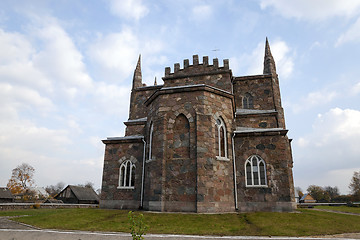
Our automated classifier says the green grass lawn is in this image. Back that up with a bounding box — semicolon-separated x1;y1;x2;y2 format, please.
0;208;359;236
315;205;360;214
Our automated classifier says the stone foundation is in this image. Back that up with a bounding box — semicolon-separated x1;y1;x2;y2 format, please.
100;200;140;210
237;202;296;212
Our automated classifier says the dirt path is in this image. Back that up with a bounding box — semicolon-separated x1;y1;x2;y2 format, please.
0;216;36;230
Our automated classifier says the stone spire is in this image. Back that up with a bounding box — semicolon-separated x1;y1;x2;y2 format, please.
263;37;277;75
154;76;157;86
132;54;142;89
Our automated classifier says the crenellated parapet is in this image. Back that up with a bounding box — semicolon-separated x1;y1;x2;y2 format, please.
164;55;230;78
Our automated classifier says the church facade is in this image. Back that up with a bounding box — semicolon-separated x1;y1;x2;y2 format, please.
100;39;296;212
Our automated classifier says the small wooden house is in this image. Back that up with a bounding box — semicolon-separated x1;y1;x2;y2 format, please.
55;185;99;204
300;193;316;203
0;187;14;203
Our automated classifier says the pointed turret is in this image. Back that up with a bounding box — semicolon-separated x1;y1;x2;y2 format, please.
132;54;142;89
154;77;157;86
263;38;277;75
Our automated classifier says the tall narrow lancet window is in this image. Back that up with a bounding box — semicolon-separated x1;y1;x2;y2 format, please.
215;118;227;159
148;123;154;161
118;160;135;189
245;155;267;187
173;114;190;159
243;93;254;109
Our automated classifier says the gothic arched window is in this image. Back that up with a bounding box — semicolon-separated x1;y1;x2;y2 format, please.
243;93;254;109
215;118;227;159
245;155;267;187
173;114;190;159
148;123;154;161
118;160;135;189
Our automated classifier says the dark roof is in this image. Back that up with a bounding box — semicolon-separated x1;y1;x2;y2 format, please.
0;188;14;199
64;185;99;201
44;198;63;203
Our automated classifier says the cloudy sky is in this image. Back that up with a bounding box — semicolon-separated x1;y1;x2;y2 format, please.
0;0;359;195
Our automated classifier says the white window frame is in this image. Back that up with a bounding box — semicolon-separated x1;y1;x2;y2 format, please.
216;118;229;161
117;160;135;189
245;155;267;187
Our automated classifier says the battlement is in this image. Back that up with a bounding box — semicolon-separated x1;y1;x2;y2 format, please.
164;55;230;78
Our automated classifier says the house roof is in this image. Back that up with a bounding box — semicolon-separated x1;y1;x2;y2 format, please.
61;185;99;201
300;193;314;201
45;198;63;203
0;187;14;199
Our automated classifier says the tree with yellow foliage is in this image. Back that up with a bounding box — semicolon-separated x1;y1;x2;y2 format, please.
7;163;35;195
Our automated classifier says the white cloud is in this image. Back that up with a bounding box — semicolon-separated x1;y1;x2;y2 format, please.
322;108;360;140
232;39;294;78
294;108;360;194
88;29;140;81
191;5;213;22
0;82;54;113
88;28;165;83
260;0;360;21
92;81;131;116
0;29;34;64
0;18;108;188
108;0;149;21
289;89;338;113
297;137;309;148
352;81;360;95
271;41;294;78
32;20;93;97
0;116;71;152
0;29;52;92
336;17;360;46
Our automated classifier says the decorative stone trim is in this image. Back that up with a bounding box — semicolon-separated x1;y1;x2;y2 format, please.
145;159;154;163
102;135;144;144
233;74;274;82
144;84;234;106
135;85;163;91
245;185;268;188
117;186;135;190
234;128;288;137
216;156;230;161
235;109;277;117
124;117;147;126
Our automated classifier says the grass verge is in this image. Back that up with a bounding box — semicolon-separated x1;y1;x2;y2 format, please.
0;208;359;236
315;205;360;214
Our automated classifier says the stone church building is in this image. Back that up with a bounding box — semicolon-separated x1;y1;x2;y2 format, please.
100;39;296;212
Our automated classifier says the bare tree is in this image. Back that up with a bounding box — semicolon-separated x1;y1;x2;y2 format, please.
77;181;95;191
45;182;65;197
324;186;339;201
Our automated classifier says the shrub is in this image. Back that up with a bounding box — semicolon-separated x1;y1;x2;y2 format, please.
128;211;148;240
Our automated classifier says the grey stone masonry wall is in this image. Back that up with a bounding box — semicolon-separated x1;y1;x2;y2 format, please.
100;38;296;213
100;138;144;210
234;132;295;212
